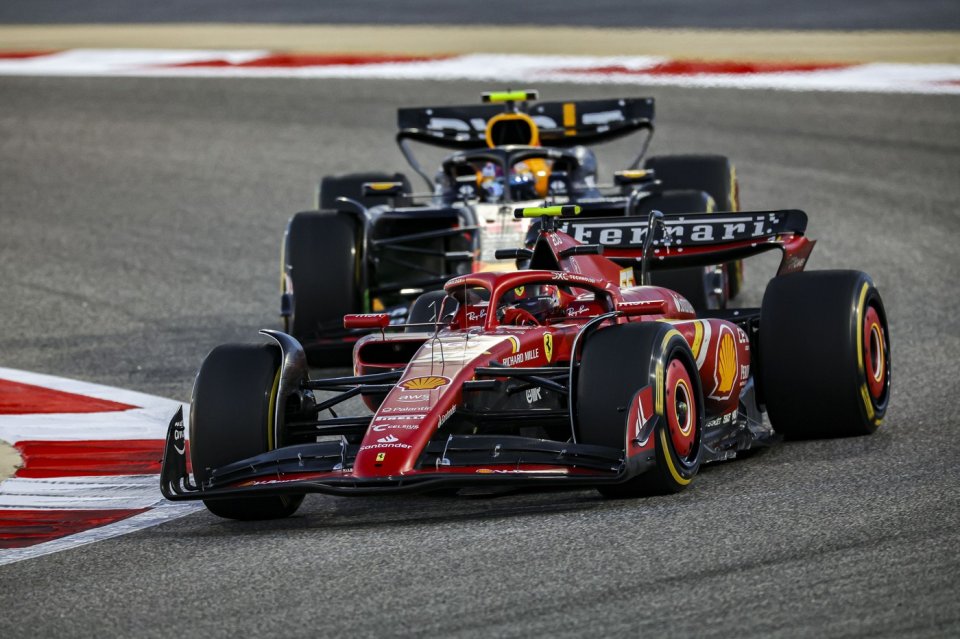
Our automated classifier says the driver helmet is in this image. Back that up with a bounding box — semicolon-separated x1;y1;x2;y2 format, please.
510;159;551;200
478;161;504;201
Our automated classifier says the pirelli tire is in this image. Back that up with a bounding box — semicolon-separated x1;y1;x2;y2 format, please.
318;171;411;210
759;270;891;439
643;153;743;299
282;210;360;348
577;322;704;497
190;343;304;520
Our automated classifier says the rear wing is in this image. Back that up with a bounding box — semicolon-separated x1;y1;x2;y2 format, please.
556;210;816;275
397;97;655;150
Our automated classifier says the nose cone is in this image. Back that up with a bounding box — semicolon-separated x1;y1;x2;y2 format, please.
351;334;521;477
352;375;451;477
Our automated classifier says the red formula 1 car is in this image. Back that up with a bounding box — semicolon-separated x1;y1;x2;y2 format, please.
161;206;891;520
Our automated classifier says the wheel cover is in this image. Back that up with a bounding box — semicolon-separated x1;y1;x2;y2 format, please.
863;305;887;400
665;358;696;458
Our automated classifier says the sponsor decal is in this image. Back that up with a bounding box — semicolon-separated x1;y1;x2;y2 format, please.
466;309;487;322
513;286;525;298
397;393;429;403
619;268;636;288
438;406;455;428
374;414;426;421
172;417;186;456
380;406;427;413
502;348;539;366
399;376;450;391
377;434;400;443
375;452;386;462
559;214;781;247
372;423;420;432
525;387;542;404
476;468;494;474
361;442;412;451
566;304;590;317
543;333;554;363
551;272;594;284
737;327;750;348
709;325;738;401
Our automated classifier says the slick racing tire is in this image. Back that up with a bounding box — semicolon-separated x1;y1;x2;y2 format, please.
282;210;360;356
759;270;891;438
318;171;411;210
643;154;744;300
577;323;703;497
641;189;721;310
190;343;304;520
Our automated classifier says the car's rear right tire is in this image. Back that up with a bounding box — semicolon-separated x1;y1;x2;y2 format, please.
759;270;891;438
190;343;304;520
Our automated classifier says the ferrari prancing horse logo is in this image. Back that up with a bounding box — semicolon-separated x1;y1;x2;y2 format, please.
543;333;554;363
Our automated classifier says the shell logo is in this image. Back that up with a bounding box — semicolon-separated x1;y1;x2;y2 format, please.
709;326;738;401
399;376;450;391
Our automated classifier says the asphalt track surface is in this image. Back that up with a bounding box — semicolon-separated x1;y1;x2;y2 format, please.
2;0;959;30
0;77;959;637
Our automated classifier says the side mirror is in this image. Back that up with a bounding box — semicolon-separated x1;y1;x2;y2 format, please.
615;300;667;316
613;169;656;186
344;313;391;330
361;181;405;198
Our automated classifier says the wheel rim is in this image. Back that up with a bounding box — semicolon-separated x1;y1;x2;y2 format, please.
863;305;887;400
665;358;696;458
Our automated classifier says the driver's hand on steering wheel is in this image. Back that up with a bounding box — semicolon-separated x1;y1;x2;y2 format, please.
497;305;540;326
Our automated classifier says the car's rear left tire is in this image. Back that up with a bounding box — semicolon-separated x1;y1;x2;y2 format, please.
576;322;704;497
759;270;891;438
282;210;360;361
190;343;304;520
